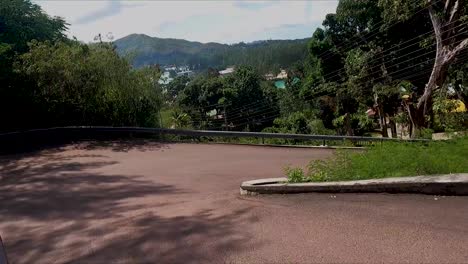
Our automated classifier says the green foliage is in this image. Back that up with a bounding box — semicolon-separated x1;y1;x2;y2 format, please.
414;128;434;139
378;0;423;24
284;166;306;183
170;108;192;129
293;137;468;182
0;0;68;54
293;0;464;137
2;0;467;137
114;34;308;73
176;66;278;131
0;0;162;131
0;0;69;131
15;41;162;127
332;111;374;136
267;111;334;135
433;92;468;132
165;75;190;101
160;108;174;128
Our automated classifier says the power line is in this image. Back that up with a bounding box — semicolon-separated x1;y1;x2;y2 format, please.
317;0;440;62
321;33;467;86
225;52;468;130
320;20;467;81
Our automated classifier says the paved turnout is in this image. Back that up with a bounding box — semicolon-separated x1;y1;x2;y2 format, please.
0;141;467;263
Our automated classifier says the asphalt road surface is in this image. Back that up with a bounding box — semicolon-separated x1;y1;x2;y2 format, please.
1;141;467;263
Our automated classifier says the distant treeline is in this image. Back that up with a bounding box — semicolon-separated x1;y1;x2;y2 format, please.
114;34;309;73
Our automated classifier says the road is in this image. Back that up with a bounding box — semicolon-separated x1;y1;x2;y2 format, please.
1;141;467;263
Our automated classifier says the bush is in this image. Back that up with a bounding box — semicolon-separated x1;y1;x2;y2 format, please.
284;166;305;183
15;41;163;128
414;128;434;139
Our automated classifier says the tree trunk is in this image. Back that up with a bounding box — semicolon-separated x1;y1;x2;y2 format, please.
411;2;468;137
374;94;388;138
406;101;426;138
388;117;397;138
344;113;353;136
408;120;413;138
380;112;388;138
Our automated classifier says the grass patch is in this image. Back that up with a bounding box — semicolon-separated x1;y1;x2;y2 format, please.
286;136;468;183
160;108;174;128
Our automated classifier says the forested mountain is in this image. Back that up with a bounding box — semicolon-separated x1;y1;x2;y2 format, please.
114;34;309;73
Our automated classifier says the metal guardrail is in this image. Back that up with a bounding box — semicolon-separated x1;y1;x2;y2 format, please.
0;126;429;154
55;126;428;142
0;126;431;140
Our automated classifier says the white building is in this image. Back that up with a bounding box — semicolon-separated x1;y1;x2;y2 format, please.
158;71;173;85
219;67;235;76
276;69;288;79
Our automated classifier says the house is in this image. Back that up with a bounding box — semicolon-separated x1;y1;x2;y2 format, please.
276;69;288;79
219;67;235;76
176;70;194;77
264;73;275;80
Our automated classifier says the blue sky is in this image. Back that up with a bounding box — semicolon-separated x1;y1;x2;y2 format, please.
36;0;338;43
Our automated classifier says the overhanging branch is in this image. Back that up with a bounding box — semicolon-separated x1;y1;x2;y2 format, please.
445;38;468;63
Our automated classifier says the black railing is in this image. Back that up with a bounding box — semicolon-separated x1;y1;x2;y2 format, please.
0;126;429;153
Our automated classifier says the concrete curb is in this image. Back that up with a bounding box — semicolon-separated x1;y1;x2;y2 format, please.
240;174;468;195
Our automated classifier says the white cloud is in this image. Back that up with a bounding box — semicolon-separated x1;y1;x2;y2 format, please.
35;0;338;43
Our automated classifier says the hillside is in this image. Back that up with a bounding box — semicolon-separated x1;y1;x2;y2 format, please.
114;34;309;73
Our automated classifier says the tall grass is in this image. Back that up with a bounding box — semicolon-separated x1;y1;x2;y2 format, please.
286;137;468;182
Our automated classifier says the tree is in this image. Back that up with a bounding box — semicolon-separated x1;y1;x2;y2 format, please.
16;41;162;127
177;73;224;128
165;75;190;102
176;66;278;131
0;0;68;131
170;109;192;129
379;0;468;135
223;66;277;130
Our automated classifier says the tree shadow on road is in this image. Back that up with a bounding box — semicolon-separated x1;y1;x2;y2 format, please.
0;150;181;221
67;208;256;264
4;207;257;264
71;139;171;153
0;145;259;264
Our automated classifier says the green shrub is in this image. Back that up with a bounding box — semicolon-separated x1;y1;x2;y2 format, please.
414;128;434;139
284;166;305;183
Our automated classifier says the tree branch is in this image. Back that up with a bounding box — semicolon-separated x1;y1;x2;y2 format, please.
445;38;468;63
429;5;443;50
444;0;452;13
448;0;459;24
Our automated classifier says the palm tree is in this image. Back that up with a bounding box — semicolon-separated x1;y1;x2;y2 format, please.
171;109;191;128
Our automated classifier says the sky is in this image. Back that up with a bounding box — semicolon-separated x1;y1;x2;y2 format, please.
35;0;339;44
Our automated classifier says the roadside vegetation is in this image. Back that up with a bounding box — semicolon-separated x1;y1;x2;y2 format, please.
0;0;162;132
286;137;468;183
158;0;467;139
1;0;467;142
